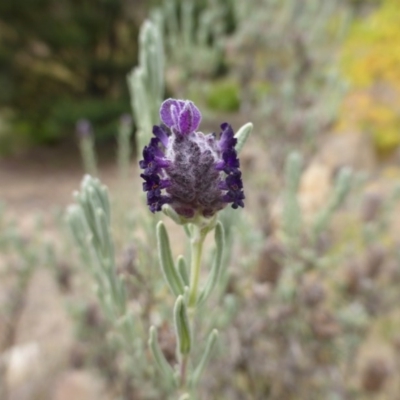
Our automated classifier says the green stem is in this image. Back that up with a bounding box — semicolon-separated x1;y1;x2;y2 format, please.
180;354;189;388
188;227;207;310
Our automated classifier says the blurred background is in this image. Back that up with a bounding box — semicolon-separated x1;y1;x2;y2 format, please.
2;0;400;399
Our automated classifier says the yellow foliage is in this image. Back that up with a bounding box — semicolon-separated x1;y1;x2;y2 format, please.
338;0;400;154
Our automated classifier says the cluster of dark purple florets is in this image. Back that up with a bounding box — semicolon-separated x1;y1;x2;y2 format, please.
139;99;245;218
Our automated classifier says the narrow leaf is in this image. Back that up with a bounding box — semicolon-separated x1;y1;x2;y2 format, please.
176;255;189;286
148;326;175;384
162;204;185;225
157;221;185;296
174;296;191;355
198;222;225;305
190;329;219;387
234;122;253;154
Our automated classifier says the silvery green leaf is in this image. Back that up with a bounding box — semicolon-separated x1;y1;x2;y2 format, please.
183;223;192;239
66;205;88;246
198;221;224;305
127;17;164;155
116;312;136;343
234;122;253;154
94;208;108;254
157;221;185;296
148;326;175;384
139;21;153;69
79;135;98;176
176;255;189;286
174;295;191;355
162;204;185;225
190;329;218;387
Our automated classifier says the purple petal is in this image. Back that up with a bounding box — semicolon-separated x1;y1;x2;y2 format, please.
218;180;228;190
140;173;161;191
159;98;201;134
152;125;169;147
222;149;240;171
159;179;171;189
218;123;236;151
154;156;170;168
160;99;181;129
149;137;163;153
178;101;201;134
147;193;171;213
222;190;245;208
226;170;243;190
215;160;225;171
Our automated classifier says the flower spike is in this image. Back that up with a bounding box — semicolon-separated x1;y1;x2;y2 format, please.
139;98;246;219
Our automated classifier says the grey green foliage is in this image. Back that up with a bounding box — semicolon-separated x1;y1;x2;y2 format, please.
127;14;165;155
78;135;98;177
66;173;239;397
234;122;253;155
174;295;192;355
68;176;127;324
148;326;175;386
157;221;185;297
162;0;230;79
198;222;225;305
190;329;219;387
66;37;254;392
228;0;351;168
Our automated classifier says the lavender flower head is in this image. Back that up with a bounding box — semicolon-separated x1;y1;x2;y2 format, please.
139;99;245;220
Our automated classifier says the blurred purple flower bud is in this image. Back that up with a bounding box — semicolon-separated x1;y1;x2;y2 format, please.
120;113;133;127
76;119;92;138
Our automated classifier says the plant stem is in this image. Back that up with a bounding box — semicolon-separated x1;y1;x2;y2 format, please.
188;227;207;311
180;354;189;388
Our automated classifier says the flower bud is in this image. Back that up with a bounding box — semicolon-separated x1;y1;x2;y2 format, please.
75;118;92;138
